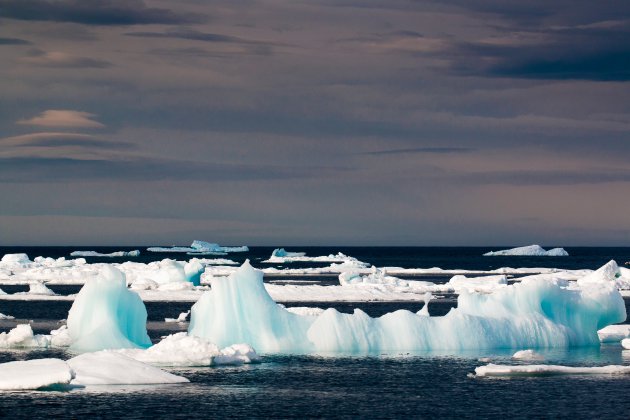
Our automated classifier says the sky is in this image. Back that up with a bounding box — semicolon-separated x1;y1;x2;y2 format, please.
0;0;629;246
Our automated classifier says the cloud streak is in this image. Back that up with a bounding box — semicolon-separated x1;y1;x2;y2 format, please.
18;110;105;128
0;0;204;25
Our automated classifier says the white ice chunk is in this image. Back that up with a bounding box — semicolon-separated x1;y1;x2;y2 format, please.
475;363;630;377
512;349;544;360
50;325;73;347
447;275;508;294
66;265;152;352
115;332;259;367
284;306;326;317
264;251;365;264
67;352;189;385
0;312;13;319
0;359;73;390
0;324;50;348
483;245;568;256
622;338;630;349
165;310;190;323
598;324;630;343
1;253;32;265
27;281;56;295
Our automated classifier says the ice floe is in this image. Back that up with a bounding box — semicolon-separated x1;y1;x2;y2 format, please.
0;358;73;390
512;349;544;360
338;268;508;295
0;352;189;390
165;310;190;323
598;324;630;343
70;250;140;258
68;352;189;385
115;333;259;367
0;324;50;348
188;260;625;354
483;245;569;257
622;338;630;349
475;363;630;377
263;250;362;264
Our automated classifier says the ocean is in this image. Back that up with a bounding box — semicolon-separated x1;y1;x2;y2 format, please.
1;246;630;418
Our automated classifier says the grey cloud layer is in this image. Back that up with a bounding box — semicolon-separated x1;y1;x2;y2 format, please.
0;0;628;245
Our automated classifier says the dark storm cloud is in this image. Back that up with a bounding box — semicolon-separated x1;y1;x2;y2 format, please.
446;21;630;81
0;0;205;25
0;37;30;45
360;147;473;156
0;156;350;183
425;0;630;25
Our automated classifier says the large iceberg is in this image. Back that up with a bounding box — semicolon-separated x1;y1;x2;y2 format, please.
483;245;569;256
66;265;152;352
189;260;625;354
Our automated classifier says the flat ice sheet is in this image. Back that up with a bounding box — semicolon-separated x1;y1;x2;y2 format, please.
0;358;73;390
68;352;189;385
475;363;630;377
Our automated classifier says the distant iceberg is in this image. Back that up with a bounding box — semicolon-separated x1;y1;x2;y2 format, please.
483;245;569;257
147;240;248;254
272;248;306;258
189;260;624;354
263;250;364;264
70;250;140;258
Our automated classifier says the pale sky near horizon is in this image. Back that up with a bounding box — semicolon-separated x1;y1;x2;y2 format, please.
0;0;629;246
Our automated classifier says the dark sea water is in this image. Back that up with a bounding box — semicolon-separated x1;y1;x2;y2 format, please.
1;246;630;418
2;245;629;271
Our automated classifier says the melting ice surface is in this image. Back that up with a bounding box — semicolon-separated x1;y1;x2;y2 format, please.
189;260;626;354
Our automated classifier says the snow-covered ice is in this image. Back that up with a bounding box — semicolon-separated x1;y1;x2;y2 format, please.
0;353;189;390
116;333;260;367
483;245;569;257
598;324;630;343
0;358;73;390
189;260;625;354
622;338;630;349
67;265;152;352
475;363;630;377
68;352;189;385
165;310;190;323
0;324;50;348
70;250;140;258
263;251;366;264
512;349;544;360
